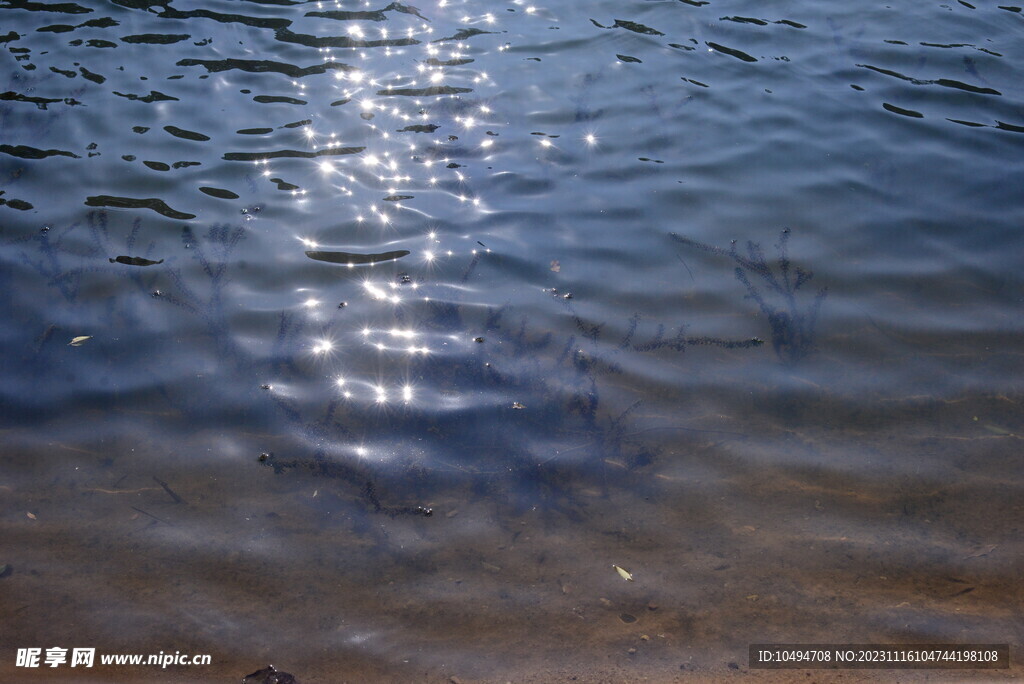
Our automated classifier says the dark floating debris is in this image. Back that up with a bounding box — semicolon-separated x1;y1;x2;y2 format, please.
109;255;164;266
305;249;410;265
670;229;827;364
616;54;642;63
337;301;347;308
474;336;485;343
237;127;273;135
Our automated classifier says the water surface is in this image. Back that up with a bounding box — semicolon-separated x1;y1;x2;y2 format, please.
1;0;1023;681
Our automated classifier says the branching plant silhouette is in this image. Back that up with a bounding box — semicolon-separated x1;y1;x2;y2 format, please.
12;211;767;525
670;229;828;364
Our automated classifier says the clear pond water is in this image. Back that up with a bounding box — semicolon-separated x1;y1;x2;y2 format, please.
1;0;1023;681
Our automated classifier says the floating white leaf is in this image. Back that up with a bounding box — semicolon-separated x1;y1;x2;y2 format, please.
68;336;92;347
613;564;633;581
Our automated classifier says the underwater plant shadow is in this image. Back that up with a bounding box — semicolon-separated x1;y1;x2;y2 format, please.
671;229;828;364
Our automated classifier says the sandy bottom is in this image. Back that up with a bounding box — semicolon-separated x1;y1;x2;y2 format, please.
1;404;1022;683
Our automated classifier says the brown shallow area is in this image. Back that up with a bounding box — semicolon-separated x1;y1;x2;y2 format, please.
1;387;1022;684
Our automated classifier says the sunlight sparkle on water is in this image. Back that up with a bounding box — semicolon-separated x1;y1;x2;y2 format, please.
312;339;334;354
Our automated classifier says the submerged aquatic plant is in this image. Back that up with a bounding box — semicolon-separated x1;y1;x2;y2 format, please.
670;229;828;364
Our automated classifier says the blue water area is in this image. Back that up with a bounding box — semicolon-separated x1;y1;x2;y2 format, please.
1;0;1023;680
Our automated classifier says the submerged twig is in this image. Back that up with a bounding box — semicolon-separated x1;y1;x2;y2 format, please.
130;506;173;526
152;476;185;504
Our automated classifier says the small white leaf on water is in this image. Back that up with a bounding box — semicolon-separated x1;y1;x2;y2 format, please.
613;564;633;581
68;336;92;346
